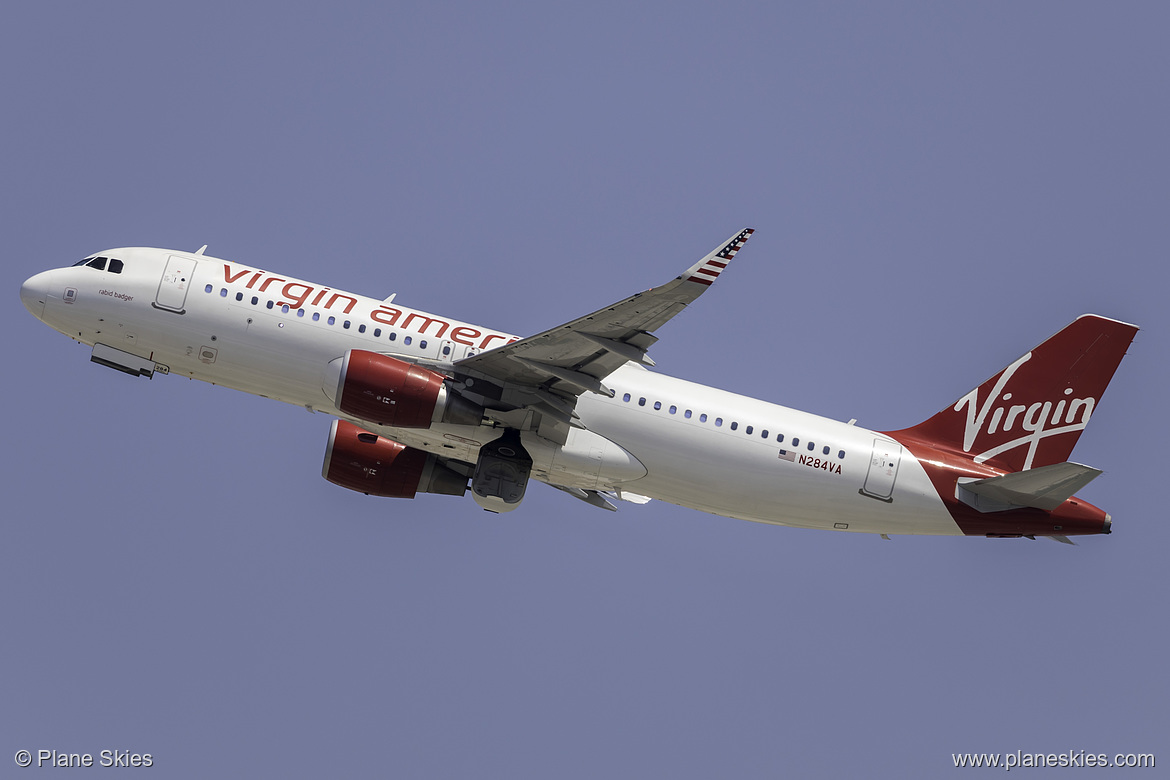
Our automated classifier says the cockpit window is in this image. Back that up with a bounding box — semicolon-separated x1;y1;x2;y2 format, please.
73;255;124;273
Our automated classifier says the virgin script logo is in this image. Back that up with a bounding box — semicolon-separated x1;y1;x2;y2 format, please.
954;352;1096;470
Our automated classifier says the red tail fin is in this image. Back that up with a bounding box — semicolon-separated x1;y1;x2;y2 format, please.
889;315;1138;472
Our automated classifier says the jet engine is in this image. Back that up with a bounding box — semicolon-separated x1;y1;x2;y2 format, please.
325;349;483;428
322;419;467;498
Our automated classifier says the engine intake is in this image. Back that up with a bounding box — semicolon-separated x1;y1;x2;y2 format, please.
322;419;467;498
327;349;483;428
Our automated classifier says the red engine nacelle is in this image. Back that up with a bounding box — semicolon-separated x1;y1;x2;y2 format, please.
322;419;468;498
329;349;483;428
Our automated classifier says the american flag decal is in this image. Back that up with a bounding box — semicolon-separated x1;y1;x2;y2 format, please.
687;228;754;286
778;449;796;462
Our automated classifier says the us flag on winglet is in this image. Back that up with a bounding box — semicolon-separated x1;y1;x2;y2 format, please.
687;228;754;286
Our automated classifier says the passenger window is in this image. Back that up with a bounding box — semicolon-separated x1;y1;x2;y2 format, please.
823;446;830;455
389;332;396;341
638;397;646;406
684;410;692;419
669;405;677;414
108;259;123;274
761;430;768;438
838;450;845;459
792;437;799;447
312;312;320;321
266;301;274;309
297;309;305;317
653;401;662;410
745;425;753;435
404;336;412;345
374;328;381;337
442;345;450;356
328;316;335;325
700;413;708;423
343;321;351;329
358;324;366;333
221;289;228;297
730;422;738;431
281;303;289;313
623;393;631;402
251;296;259;305
236;292;243;301
807;441;815;451
420;340;428;349
715;418;723;427
204;284;213;293
777;433;784;443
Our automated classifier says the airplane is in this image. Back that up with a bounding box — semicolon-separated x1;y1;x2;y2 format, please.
20;229;1138;541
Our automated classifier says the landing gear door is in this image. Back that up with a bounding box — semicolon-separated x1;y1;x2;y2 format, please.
153;255;198;314
860;437;901;503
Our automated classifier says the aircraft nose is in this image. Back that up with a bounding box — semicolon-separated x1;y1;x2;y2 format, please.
20;270;52;319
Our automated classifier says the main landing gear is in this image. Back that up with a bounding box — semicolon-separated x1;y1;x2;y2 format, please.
471;429;532;513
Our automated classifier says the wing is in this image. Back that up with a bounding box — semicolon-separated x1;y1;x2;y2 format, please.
453;228;754;441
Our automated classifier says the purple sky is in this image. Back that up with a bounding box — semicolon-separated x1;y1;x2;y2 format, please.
4;2;1167;776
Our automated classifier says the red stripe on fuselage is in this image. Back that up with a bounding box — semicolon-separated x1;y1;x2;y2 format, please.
887;430;1111;537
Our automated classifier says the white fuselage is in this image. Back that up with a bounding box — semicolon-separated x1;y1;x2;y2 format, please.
23;247;963;536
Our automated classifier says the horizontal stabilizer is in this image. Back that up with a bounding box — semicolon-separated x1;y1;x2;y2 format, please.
957;461;1102;513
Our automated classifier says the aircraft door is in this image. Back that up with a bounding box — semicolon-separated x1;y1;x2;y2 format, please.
860;437;901;502
153;255;198;314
